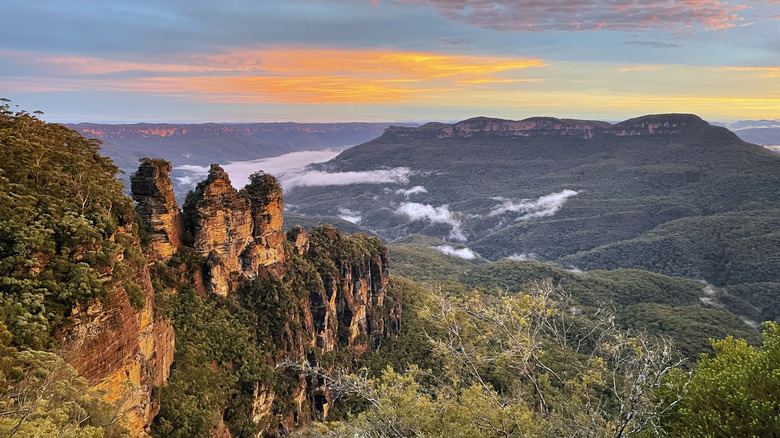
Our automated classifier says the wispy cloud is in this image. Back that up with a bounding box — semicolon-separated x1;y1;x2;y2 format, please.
432;245;479;259
619;65;666;72
395;186;428;198
338;208;362;223
489;190;579;220
623;41;683;49
507;253;537;261
725;66;780;77
397;0;750;32
396;202;466;241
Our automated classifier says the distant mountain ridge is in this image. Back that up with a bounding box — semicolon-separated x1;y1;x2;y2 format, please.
383;113;716;140
66;121;405;165
714;119;780;152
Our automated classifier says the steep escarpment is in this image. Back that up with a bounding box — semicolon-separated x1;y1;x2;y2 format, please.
0;102;174;436
131;162;399;436
383;113;717;140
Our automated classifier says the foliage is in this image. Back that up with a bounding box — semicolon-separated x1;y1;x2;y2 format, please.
459;260;760;360
617;303;762;359
241;171;282;207
0;99;142;348
387;236;479;284
562;210;780;289
151;289;270;438
305;280;682;437
0;338;129;437
660;321;780;437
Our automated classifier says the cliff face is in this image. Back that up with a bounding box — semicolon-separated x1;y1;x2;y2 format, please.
384;114;711;140
61;222;175;436
306;225;395;356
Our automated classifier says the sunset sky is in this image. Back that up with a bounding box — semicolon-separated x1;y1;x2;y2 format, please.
2;0;779;123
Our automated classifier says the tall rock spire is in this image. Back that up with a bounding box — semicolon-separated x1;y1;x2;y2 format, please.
130;158;184;260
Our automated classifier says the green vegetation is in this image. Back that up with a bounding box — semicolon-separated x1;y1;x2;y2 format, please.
456;260;762;359
660;322;780;437
284;118;780;321
152;226;393;436
0;99;142;349
152;289;271;438
387;235;479;284
0;313;129;437
305;282;686;437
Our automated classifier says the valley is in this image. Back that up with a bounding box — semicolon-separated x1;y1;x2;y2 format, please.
3;104;779;437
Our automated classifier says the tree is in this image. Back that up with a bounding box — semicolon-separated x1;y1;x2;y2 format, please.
660;321;780;437
0;348;129;437
290;280;683;437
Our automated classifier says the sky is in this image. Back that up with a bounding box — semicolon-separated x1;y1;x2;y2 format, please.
1;0;779;123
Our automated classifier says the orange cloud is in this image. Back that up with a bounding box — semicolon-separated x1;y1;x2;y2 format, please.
113;75;449;103
1;48;545;104
725;66;780;77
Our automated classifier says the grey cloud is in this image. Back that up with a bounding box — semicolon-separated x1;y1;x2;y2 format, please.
396;0;751;32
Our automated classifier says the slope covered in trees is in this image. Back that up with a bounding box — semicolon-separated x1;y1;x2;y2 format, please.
0;101;149;435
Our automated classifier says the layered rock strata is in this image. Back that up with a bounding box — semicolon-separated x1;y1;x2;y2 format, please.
62;223;175;436
130;159;185;260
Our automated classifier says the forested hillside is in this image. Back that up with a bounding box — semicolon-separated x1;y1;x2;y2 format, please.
284;115;780;327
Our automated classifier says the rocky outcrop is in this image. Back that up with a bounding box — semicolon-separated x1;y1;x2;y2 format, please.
131;158;185;260
383;114;711;141
182;165;255;296
288;226;310;255
305;226;394;356
242;171;287;279
130;161;400;436
181;165;286;296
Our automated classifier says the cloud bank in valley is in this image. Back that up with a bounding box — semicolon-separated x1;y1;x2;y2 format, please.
432;245;479;260
175;149;414;193
489;190;579;220
174;149;343;188
281;167;412;189
395;202;466;241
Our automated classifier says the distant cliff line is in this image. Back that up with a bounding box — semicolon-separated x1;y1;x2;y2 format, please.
382;114;732;141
